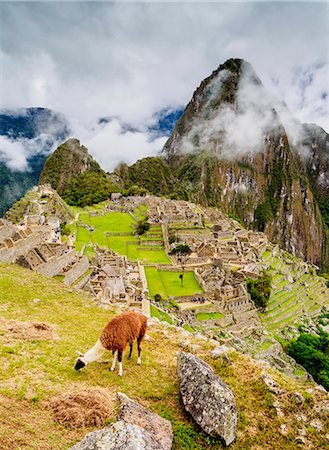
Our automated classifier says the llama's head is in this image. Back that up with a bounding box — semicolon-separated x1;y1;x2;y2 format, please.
74;358;86;370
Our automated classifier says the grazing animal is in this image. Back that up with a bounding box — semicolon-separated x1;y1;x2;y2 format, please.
74;311;147;376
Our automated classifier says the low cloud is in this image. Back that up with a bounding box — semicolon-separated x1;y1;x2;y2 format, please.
72;118;168;172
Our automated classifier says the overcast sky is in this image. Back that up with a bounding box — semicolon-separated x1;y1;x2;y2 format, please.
1;1;328;170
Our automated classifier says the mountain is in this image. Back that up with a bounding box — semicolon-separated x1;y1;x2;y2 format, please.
158;58;329;268
0;108;70;216
39;138;119;207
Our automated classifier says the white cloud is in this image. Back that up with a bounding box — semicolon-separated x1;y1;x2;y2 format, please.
73;118;168;171
0;1;328;172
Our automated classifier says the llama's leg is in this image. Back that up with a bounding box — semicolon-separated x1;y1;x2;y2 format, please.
110;350;117;372
118;350;123;376
128;343;133;359
137;338;142;365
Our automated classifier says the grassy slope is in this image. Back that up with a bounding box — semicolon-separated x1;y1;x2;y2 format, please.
1;263;328;449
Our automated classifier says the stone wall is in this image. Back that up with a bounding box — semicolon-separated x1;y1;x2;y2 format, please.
36;250;77;277
63;256;89;285
0;232;46;263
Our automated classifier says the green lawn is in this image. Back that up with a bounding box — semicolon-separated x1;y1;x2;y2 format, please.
145;267;167;299
145;268;203;299
195;312;224;321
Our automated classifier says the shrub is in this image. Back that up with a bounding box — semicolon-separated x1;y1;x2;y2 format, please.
154;294;162;302
246;271;272;311
135;219;150;235
287;331;329;391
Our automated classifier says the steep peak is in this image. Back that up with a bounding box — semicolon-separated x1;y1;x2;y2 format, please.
39;138;104;196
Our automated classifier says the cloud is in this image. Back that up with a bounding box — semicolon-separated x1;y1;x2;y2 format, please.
73;118;168;172
0;1;328;172
0;133;60;171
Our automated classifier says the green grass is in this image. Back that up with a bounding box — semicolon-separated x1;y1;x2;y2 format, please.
159;271;203;297
195;312;224;321
150;304;174;324
145;267;167;300
145;269;203;300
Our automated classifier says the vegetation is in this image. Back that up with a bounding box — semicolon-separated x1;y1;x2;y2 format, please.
135;219;150;236
63;172;119;207
170;244;192;257
246;271;272;311
254;201;274;231
287;330;329;391
115;157;186;199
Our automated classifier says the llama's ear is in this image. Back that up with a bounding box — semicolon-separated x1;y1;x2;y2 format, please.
76;350;84;356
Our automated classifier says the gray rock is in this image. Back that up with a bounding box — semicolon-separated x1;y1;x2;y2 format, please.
261;373;285;395
210;345;231;359
71;393;173;450
70;421;160;450
177;352;237;446
117;393;173;450
292;392;304;404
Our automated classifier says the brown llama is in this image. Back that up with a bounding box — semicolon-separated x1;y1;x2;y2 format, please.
75;311;147;376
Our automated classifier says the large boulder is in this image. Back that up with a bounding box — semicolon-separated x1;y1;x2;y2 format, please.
70;420;160;450
71;393;173;450
117;392;173;450
177;352;237;446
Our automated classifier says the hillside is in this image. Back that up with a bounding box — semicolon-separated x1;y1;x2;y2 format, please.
1;262;328;449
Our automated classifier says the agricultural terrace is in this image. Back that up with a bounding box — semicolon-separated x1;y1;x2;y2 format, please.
261;249;329;331
145;267;203;301
70;206;170;264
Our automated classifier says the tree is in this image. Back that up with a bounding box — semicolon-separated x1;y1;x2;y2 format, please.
170;244;192;285
135;219;150;236
246;270;272;311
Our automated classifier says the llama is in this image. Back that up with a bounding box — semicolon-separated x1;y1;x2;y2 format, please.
74;311;147;376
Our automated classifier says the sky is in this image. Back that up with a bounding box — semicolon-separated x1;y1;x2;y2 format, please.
0;1;328;171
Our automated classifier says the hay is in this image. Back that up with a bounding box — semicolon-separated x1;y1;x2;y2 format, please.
47;387;115;428
0;318;59;341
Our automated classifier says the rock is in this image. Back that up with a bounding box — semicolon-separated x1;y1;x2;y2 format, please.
280;424;288;435
117;392;173;450
296;414;308;423
292;392;304;404
177;352;237;445
210;345;231;359
70;420;161;450
296;435;306;445
33;298;41;303
261;373;285;395
309;419;323;432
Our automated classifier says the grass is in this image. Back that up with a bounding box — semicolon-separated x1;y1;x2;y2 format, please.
71;211;170;264
195;312;224;321
0;262;328;449
150;304;174;324
145;268;203;300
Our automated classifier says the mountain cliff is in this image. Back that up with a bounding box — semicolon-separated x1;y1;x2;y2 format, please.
159;59;329;268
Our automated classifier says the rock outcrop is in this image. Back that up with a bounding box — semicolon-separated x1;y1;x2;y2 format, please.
71;393;173;450
177;352;237;445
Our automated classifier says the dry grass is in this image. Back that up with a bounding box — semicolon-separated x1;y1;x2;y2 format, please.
46;387;115;428
0;318;59;342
